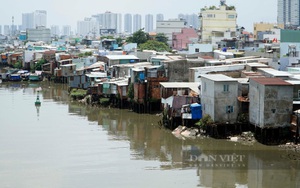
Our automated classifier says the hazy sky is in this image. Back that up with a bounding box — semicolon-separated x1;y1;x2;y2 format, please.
1;0;277;32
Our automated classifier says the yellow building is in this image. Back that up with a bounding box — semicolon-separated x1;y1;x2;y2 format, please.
200;4;237;44
253;22;284;40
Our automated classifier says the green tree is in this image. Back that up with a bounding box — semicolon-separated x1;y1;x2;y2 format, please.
155;33;168;45
139;40;170;52
127;29;149;45
84;51;93;56
195;114;213;131
116;37;124;46
13;61;22;69
35;59;46;71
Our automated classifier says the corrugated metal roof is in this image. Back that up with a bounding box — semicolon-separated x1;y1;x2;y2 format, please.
160;82;199;88
160;82;199;94
105;55;139;60
285;80;300;85
251;77;292;86
200;74;237;82
258;68;292;77
86;72;107;78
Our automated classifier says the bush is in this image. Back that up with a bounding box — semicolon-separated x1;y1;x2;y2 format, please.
195;114;213;130
70;89;87;100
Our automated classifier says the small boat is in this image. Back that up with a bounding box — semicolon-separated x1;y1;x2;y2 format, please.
9;74;22;81
29;73;42;81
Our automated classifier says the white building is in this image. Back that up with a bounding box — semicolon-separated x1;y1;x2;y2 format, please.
124;14;132;33
199;2;237;44
27;26;51;43
77;17;99;37
22;12;35;30
200;74;238;123
22;10;47;30
51;25;60;37
62;25;71;36
156;19;186;46
145;14;154;32
92;11;121;33
133;14;142;33
4;25;10;36
34;10;47;28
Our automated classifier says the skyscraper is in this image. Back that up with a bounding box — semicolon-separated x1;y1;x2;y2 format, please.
0;25;2;35
133;14;142;32
92;11;120;33
124;14;132;33
22;12;35;29
22;10;47;30
117;13;122;33
51;25;60;36
4;25;10;36
278;0;300;27
77;17;99;37
34;10;47;27
62;25;71;36
145;14;154;32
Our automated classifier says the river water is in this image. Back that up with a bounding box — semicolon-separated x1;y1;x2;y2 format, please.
0;82;299;188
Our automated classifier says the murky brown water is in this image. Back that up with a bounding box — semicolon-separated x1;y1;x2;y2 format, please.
0;82;299;188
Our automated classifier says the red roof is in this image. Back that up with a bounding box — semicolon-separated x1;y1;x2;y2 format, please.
250;77;292;86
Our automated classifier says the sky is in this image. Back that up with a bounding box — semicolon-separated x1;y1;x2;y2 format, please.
0;0;277;32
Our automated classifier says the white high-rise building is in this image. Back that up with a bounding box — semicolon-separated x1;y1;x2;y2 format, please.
278;0;300;27
22;10;47;30
77;17;99;37
133;14;142;32
145;14;154;32
4;25;10;36
124;14;132;33
117;13;122;33
34;10;47;28
51;25;60;37
62;25;71;36
92;11;120;33
22;12;35;30
0;25;2;35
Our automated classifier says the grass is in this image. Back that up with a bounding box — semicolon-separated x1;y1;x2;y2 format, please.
70;88;87;100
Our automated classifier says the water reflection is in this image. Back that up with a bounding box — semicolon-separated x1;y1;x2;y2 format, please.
68;102;300;187
1;82;300;188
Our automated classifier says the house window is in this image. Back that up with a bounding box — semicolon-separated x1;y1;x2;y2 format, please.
226;105;234;113
203;82;207;92
228;15;235;19
195;48;199;53
298;90;300;98
223;84;229;92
